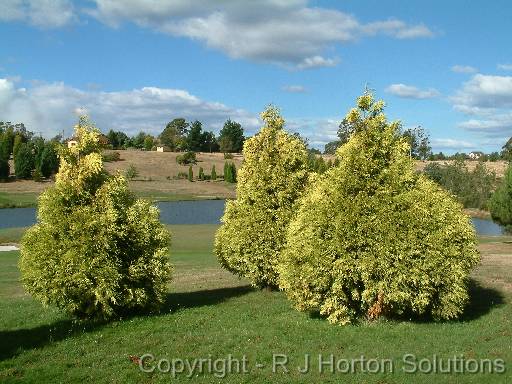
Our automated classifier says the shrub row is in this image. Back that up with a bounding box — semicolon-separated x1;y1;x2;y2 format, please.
215;97;480;325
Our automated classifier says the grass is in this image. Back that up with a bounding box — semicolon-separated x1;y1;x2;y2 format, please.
134;191;223;202
0;226;511;383
0;192;38;209
0;190;224;210
0;227;26;244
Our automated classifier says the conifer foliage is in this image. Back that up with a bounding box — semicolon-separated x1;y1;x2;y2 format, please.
215;106;309;288
489;163;512;230
279;93;480;324
19;117;172;320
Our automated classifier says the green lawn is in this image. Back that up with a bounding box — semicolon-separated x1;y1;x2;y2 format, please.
0;193;38;209
0;226;511;383
0;190;221;210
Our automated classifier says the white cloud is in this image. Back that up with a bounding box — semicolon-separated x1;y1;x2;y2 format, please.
457;115;512;137
498;63;512;71
451;65;477;74
286;117;339;148
451;74;512;137
282;85;306;93
0;77;347;150
0;0;75;28
385;84;440;99
87;1;434;69
0;78;260;138
451;74;512;111
362;19;434;39
296;56;339;70
431;138;475;150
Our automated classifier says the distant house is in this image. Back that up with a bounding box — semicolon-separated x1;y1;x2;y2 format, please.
468;151;484;160
66;138;78;148
156;146;169;152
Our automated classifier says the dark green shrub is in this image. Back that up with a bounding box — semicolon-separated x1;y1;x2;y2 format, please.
39;144;59;178
423;163;443;184
224;153;234;159
0;136;9;180
489;163;512;230
176;151;197;165
423;160;496;209
211;165;217;181
32;168;42;182
0;159;8;180
19;118;171;320
198;167;205;180
12;135;22;161
125;164;139;180
279;93;479;325
223;162;237;183
102;151;121;162
188;165;193;181
15;143;34;179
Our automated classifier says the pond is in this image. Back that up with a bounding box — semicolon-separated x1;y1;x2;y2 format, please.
470;217;507;236
0;200;227;229
0;201;508;236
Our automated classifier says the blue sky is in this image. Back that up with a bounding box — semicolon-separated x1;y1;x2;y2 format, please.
1;0;511;153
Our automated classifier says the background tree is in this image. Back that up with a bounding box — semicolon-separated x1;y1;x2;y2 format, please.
223;161;237;183
107;130;129;149
501;137;512;161
14;143;34;179
423;160;496;210
143;135;154;151
12;134;24;161
489;163;512;230
0;133;10;179
218;119;245;153
200;131;219;152
19;117;171;320
215;106;309;288
132;131;148;149
324;140;341;154
211;165;217;180
279;92;479;325
160;118;189;151
186;120;204;151
38;143;59;178
0;122;28;153
188;165;193;182
402;126;432;160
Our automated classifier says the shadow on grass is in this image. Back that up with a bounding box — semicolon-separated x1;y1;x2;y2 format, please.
0;285;254;362
460;279;506;321
162;285;254;313
0;319;103;361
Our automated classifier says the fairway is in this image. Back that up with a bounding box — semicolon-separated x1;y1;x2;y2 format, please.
0;225;510;383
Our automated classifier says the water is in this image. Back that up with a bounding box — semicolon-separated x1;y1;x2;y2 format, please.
0;202;508;236
470;217;506;236
0;207;36;229
0;200;227;229
156;200;226;225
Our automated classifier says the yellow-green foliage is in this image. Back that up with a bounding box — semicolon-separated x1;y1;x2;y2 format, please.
215;106;309;288
19;117;171;320
279;93;480;325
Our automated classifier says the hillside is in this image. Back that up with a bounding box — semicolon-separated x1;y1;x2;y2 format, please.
0;150;508;205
